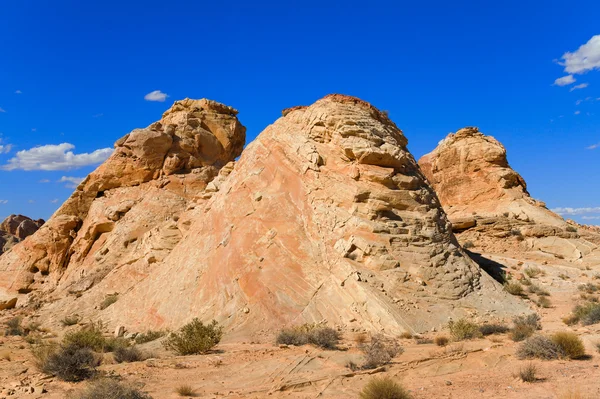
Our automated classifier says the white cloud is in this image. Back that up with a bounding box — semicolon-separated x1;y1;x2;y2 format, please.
0;107;5;113
31;128;36;132
50;199;59;204
560;35;600;74
576;99;583;105
554;75;576;86
587;142;600;150
93;113;104;118
570;83;589;91
15;90;22;94
575;110;581;115
38;179;50;183
0;200;8;204
553;206;600;216
2;143;113;171
582;216;600;220
59;176;85;188
144;90;169;102
0;144;12;154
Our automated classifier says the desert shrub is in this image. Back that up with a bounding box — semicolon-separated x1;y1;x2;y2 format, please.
276;324;340;349
114;346;144;363
568;302;600;326
537;297;552;308
504;282;524;296
434;336;449;347
362;334;403;369
551;332;585;359
103;337;130;352
41;344;98;381
462;241;475;249
596;342;600;353
566;226;578;233
63;327;106;351
31;342;59;369
4;317;23;336
163;319;223;355
414;338;433;345
73;379;152;399
24;332;43;345
399;331;413;339
359;376;412;399
578;283;599;294
510;314;540;342
175;385;196;397
524;266;544;278
516;335;565;360
558;273;570;280
448;319;481;341
479;323;509;336
528;284;550;296
61;315;81;327
354;333;368;345
99;294;119;310
134;330;166;344
518;363;538;382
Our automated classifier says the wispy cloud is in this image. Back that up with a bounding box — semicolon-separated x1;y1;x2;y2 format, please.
553;206;600;216
570;83;589;92
2;143;112;171
50;199;59;204
0;199;8;204
559;35;600;74
575;110;581;115
554;75;576;86
92;113;104;118
15;90;22;94
38;179;50;183
587;142;600;150
59;176;85;188
0;139;12;154
582;216;600;220
0;107;5;113
576;99;583;105
28;200;35;204
144;90;169;102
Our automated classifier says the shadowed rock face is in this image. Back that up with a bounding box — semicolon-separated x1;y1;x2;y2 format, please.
0;215;44;256
418;127;600;264
0;96;526;336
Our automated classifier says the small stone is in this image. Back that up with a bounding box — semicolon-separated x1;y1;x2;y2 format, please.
114;325;125;338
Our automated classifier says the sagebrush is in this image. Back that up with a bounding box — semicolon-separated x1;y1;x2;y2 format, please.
163;319;223;355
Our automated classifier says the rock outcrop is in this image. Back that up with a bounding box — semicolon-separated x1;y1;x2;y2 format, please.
418;127;600;265
0;97;525;337
0;214;44;255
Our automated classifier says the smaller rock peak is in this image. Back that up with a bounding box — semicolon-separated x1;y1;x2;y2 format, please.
162;98;239;120
454;126;481;137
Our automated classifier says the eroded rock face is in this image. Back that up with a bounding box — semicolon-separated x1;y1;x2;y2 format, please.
0;215;44;256
0;98;245;295
418;127;600;264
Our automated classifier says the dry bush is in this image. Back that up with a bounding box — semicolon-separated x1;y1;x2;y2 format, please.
558;273;570;280
359;376;412;399
73;379;152;399
504;282;525;296
134;330;166;344
63;326;106;351
434;336;449;347
164;319;223;355
537;297;552;308
399;331;413;339
516;335;565;360
61;315;81;327
414;338;433;345
99;294;119;310
354;333;368;345
524;266;544;278
517;363;538;382
40;344;99;381
578;283;599;294
4;317;23;336
479;323;509;336
462;241;475;249
551;332;585;359
448;319;481;341
175;384;196;397
572;302;600;325
510;314;540;342
276;324;340;350
114;346;144;363
528;284;550;296
103;337;130;352
362;334;403;369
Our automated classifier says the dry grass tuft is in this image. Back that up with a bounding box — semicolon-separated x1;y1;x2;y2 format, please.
359;376;412;399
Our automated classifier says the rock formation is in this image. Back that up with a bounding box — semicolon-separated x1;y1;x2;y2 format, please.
0;214;44;255
419;127;600;264
0;97;525;337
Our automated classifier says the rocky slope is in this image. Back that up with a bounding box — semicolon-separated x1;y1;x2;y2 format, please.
418;127;600;265
0;97;525;338
0;214;44;256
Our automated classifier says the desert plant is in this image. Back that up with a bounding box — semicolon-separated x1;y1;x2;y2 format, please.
163;319;223;355
63;326;106;351
114;346;144;363
566;226;578;233
528;284;550;296
134;330;166;344
551;332;585;359
434;336;449;347
103;337;130;352
99;294;119;310
31;342;59;369
73;379;152;399
414;338;433;344
4;317;23;336
61;314;81;327
399;331;413;339
354;333;368;345
40;344;99;381
578;283;599;294
448;319;481;341
359;376;412;399
462;241;475;249
537;296;552;308
568;302;600;326
276;324;340;349
516;335;565;360
524;266;544;278
504;282;525;296
518;363;538;382
479;323;509;336
510;314;540;342
175;385;196;397
361;334;403;369
558;273;570;280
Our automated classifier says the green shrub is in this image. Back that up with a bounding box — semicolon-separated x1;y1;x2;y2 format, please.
479;323;509;336
551;332;585;359
566;226;578;233
61;315;81;327
31;342;59;369
63;327;106;351
4;317;23;336
359;376;412;399
99;294;119;310
504;282;524;296
362;334;403;369
516;335;565;360
578;283;599;294
448;319;481;341
276;324;340;349
103;337;130;352
134;330;166;344
40;344;99;381
114;346;144;363
163;319;223;355
73;379;152;399
518;363;537;382
568;302;600;326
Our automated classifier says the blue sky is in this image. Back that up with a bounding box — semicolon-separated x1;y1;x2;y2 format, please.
0;1;599;223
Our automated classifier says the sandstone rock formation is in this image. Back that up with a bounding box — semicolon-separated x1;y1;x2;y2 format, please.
418;127;600;264
0;214;44;255
0;97;525;337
